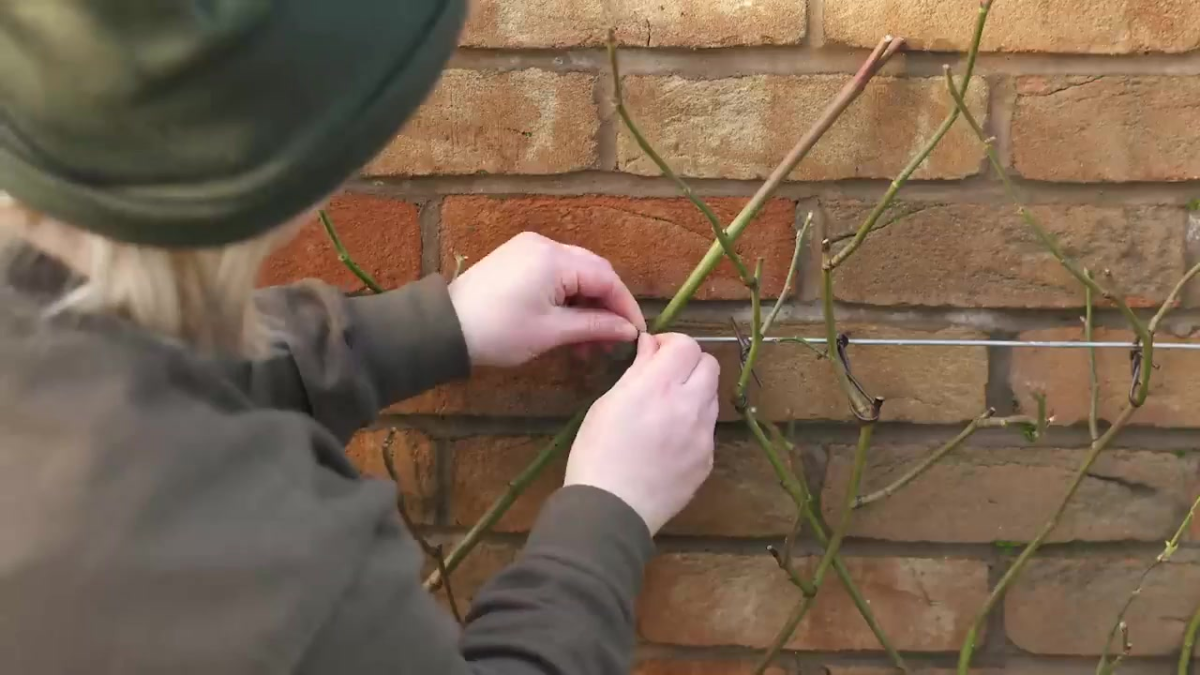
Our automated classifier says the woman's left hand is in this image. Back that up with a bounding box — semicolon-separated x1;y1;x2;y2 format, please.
448;232;647;368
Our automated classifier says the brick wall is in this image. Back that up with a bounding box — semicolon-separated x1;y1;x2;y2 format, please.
262;1;1200;672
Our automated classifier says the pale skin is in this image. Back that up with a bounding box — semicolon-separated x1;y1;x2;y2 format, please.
448;230;719;535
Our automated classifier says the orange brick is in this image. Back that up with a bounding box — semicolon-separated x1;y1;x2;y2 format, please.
616;75;988;181
1013;77;1200;182
634;658;786;675
824;200;1185;309
441;196;799;301
701;322;989;424
1011;327;1200;428
637;553;988;651
825;0;1200;54
1005;557;1200;656
462;0;806;48
448;435;567;533
260;193;421;292
824;443;1200;544
364;69;598;176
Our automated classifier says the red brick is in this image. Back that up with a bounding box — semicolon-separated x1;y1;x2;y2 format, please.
699;322;988;424
825;0;1200;54
823;443;1200;544
447;434;799;538
634;658;785;675
259;194;421;292
1011;327;1200;429
617;75;988;181
448;435;566;533
364;69;598;176
824;201;1185;309
345;429;437;525
1013;77;1200;183
826;669;1002;675
637;553;988;651
461;0;806;48
441;196;799;301
1005;557;1200;656
390;347;622;417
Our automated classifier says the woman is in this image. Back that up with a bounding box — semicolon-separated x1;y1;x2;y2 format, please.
0;1;719;674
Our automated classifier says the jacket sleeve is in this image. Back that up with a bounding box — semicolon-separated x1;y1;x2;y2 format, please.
297;484;656;675
229;275;471;442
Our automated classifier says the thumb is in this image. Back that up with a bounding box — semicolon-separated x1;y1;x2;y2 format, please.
549;307;639;347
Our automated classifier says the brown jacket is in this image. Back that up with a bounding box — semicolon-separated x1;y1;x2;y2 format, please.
0;253;653;674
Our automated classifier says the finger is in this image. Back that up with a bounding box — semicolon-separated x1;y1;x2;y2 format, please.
559;246;647;331
683;353;720;397
646;333;703;383
548;308;639;347
623;331;658;377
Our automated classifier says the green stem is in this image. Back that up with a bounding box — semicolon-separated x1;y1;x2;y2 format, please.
1149;261;1200;334
423;407;589;590
650;36;904;333
825;0;992;271
737;260;766;402
744;413;908;673
1180;601;1200;675
957;404;1139;674
320;210;384;294
753;423;875;675
1085;273;1100;441
942;70;1154;407
1098;493;1200;675
763;213;812;336
854;409;993;509
821;263;877;420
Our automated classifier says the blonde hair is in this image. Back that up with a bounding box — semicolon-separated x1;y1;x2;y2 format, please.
0;192;297;359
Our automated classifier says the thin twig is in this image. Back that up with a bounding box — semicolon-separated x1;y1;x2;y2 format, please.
825;2;990;271
380;431;464;624
320;210;384;294
1149;261;1200;334
957;404;1139;674
821;255;881;420
1180;600;1200;675
942;68;1154;407
762;213;813;336
744;412;908;673
753;422;876;675
1097;493;1200;675
608;30;752;287
1085;271;1101;441
854;408;995;509
451;254;467;282
650;35;904;332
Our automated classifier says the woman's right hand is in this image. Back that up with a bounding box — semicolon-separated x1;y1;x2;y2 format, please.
564;332;719;536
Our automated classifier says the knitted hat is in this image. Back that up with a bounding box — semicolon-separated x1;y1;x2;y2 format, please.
0;0;465;247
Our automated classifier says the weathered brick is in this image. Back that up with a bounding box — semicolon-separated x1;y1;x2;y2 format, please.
441;196;799;301
390;346;623;416
823;443;1200;544
637;553;988;651
824;201;1185;309
700;322;988;424
462;0;806;48
826;669;1002;675
825;0;1200;54
1013;77;1200;183
259;194;421;291
617;76;988;181
1005;557;1200;656
345;429;437;525
448;434;798;537
427;541;519;618
635;658;785;675
365;69;599;176
1011;327;1200;428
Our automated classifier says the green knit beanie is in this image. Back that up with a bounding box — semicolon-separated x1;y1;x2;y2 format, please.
0;0;465;247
